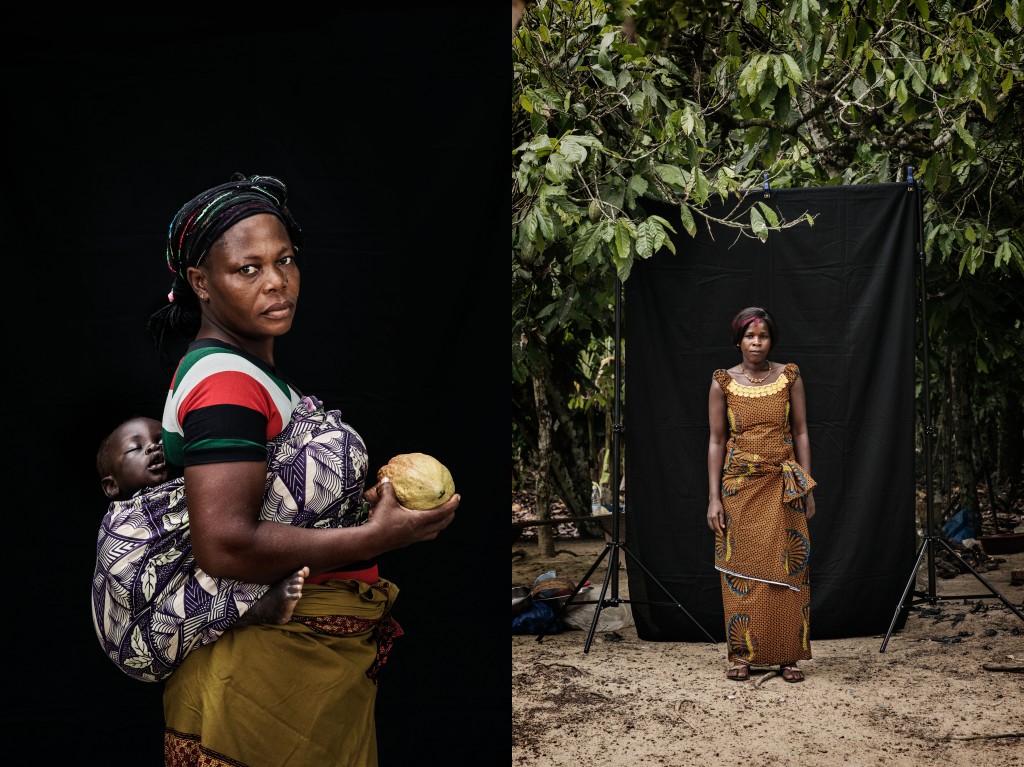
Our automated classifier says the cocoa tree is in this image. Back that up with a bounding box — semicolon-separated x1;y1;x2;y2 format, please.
513;0;1024;549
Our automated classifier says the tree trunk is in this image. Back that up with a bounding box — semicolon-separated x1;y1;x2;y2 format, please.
950;349;979;521
941;354;953;518
997;394;1022;516
545;375;592;519
532;375;556;557
601;408;614;505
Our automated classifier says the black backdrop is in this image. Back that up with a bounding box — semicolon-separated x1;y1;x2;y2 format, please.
2;11;504;765
623;184;919;642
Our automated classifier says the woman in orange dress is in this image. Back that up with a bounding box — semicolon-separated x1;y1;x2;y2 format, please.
706;306;817;683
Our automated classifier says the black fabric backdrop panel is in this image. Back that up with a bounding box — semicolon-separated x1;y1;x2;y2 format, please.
623;183;918;642
1;12;504;766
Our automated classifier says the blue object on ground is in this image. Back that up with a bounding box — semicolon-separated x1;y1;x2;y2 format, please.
941;508;980;542
512;599;564;635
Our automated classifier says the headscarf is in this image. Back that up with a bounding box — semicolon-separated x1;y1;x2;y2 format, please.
165;173;304;276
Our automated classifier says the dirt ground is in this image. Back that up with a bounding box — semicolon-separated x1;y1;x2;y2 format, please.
512;535;1024;767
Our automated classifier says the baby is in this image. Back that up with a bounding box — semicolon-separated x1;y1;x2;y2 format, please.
92;415;313;682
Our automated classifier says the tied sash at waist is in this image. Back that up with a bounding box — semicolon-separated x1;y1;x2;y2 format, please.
780;460;816;508
285;578;403;682
721;449;817;509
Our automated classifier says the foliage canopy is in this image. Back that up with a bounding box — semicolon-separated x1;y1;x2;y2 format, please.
513;0;1024;529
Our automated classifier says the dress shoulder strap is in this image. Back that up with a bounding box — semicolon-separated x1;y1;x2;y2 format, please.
712;369;733;388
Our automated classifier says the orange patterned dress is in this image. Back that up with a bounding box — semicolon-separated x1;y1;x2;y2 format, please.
713;363;817;665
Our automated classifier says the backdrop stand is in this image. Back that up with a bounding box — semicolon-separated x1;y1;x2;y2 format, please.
880;175;1024;652
537;276;718;653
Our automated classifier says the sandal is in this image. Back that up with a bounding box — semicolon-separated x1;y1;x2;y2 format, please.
726;661;751;681
780;664;804;683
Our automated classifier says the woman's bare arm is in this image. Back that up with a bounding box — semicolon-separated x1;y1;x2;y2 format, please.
185;462;457;582
789;374;816;520
707;379;727;534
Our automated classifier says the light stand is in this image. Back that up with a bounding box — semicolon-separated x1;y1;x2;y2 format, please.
537;276;719;652
880;175;1024;652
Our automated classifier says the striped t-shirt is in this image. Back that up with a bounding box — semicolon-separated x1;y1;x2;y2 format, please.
162;339;302;468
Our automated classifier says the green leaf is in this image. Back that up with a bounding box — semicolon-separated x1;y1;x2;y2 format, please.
635;219;660;259
913;0;930;21
756;201;780;228
680;107;696;136
758;82;779;110
895;79;908;105
570;223;603;267
693;169;709;203
906;58;927;95
527;134;556;154
743;0;758;22
614;221;632;261
654;163;690;190
520;210;538;246
976;86;999;121
634;216;675;257
558;139;587;165
1013;0;1024;32
781;53;803;83
679;203;697;237
545;153;573;183
535;208;555;241
958;244;984;276
754;54;770;87
750;206;768;241
646;214;677;235
591;65;617;88
995;240;1010;269
562;134;602;148
953;121;976;150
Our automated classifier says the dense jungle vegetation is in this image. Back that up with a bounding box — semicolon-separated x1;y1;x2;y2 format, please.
513;0;1024;554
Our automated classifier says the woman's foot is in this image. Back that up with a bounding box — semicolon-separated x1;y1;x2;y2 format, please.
726;661;751;681
780;663;804;683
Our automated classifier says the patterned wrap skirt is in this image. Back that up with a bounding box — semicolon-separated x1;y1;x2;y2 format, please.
716;450;815;665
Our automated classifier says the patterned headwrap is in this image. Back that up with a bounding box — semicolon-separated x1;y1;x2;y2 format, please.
165;173;304;276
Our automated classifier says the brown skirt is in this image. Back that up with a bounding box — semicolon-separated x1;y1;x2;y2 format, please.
720;574;811;665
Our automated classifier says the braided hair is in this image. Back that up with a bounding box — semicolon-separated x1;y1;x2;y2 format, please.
146;173;304;372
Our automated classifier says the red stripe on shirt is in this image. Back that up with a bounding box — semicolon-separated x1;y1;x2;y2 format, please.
177;370;284;437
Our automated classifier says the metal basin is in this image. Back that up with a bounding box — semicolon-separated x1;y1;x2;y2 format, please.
512;585;532;616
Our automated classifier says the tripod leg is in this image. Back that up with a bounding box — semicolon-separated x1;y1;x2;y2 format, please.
535;543;612;643
580;544;621;653
619;545;719;644
933;538;1024;621
880;536;930;652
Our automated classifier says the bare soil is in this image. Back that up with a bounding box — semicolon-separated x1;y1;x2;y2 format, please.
512;535;1024;767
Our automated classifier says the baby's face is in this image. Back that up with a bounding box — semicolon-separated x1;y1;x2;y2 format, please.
110;417;168;496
